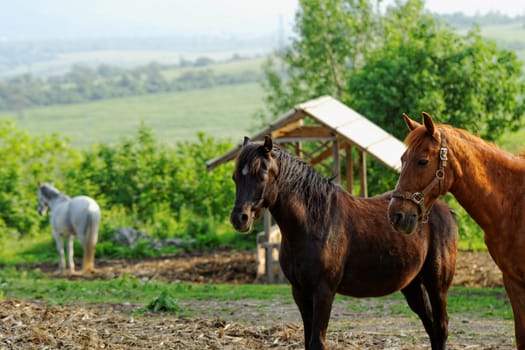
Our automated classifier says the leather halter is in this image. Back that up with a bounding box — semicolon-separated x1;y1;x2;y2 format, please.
392;132;448;223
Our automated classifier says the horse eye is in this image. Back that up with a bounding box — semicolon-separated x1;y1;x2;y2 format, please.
417;159;429;166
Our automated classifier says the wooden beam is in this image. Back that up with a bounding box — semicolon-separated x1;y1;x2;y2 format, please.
278;125;333;138
308;141;347;165
271;119;304;138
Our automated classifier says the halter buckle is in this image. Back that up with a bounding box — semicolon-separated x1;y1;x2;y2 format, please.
411;192;424;205
439;147;448;161
435;169;445;180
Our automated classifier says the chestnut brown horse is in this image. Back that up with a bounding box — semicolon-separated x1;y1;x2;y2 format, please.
388;112;525;349
230;136;458;350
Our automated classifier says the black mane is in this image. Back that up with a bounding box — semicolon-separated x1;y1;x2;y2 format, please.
272;146;338;225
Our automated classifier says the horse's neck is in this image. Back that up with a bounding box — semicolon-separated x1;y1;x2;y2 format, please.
449;134;524;231
270;162;338;239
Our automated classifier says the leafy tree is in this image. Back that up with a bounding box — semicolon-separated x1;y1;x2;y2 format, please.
259;0;525;194
258;0;378;124
348;0;525;141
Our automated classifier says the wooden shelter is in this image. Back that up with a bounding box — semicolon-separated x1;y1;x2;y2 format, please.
206;96;406;282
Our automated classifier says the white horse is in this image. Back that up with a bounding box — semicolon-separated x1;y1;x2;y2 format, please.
37;182;101;275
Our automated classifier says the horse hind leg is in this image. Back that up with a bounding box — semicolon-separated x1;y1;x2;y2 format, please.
82;240;96;274
401;279;447;350
81;213;99;274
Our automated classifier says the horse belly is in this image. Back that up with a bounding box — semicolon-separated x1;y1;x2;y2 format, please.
337;254;425;298
51;209;75;236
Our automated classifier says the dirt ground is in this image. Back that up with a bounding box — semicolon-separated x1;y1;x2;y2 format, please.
1;250;514;349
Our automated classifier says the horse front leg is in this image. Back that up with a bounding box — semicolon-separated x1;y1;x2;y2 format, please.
292;284;334;350
309;284;336;350
292;285;314;349
502;273;525;349
53;232;66;275
66;235;75;274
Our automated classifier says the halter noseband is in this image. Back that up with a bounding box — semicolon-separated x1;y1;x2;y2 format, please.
392;132;448;223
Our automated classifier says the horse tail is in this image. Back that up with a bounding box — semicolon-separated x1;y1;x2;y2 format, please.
82;208;101;274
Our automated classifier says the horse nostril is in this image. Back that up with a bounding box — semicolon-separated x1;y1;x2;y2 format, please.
407;213;417;226
240;213;249;223
392;212;405;226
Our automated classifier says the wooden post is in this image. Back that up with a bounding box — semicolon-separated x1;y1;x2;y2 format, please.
332;138;340;183
263;209;271;241
345;144;353;194
359;151;368;197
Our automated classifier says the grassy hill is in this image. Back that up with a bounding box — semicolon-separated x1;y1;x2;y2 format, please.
0;82;264;147
1;19;524;150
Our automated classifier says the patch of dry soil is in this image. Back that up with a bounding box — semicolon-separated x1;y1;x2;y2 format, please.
2;250;511;349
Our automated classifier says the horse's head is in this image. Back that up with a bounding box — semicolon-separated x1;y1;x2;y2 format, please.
37;183;49;216
37;182;59;216
230;135;279;233
388;112;452;234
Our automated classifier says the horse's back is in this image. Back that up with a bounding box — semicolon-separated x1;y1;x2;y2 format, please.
69;196;101;231
71;196;100;212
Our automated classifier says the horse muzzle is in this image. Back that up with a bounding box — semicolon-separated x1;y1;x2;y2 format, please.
230;206;255;233
37;205;47;216
388;199;418;235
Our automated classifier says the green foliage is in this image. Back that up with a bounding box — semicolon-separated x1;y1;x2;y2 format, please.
447;198;486;251
349;1;525;141
257;0;377;125
259;0;525;197
63;125;236;245
0;120;77;238
144;290;183;313
95;239;178;260
0;120;241;258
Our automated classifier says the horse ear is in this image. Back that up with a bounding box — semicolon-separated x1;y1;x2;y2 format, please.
243;136;250;146
422;112;439;139
263;135;273;154
402;113;421;131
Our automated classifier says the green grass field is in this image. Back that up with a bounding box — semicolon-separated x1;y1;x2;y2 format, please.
0;82;265;147
162;56;267;80
0;266;512;321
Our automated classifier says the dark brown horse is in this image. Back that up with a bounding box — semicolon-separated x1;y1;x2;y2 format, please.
230;136;458;350
388;112;525;349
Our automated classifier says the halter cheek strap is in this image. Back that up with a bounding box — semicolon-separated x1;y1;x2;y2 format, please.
392;132;448;223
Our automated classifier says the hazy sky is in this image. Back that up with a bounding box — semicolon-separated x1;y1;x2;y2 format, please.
0;0;523;40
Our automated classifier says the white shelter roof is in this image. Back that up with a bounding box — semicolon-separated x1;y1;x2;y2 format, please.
206;96;405;172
